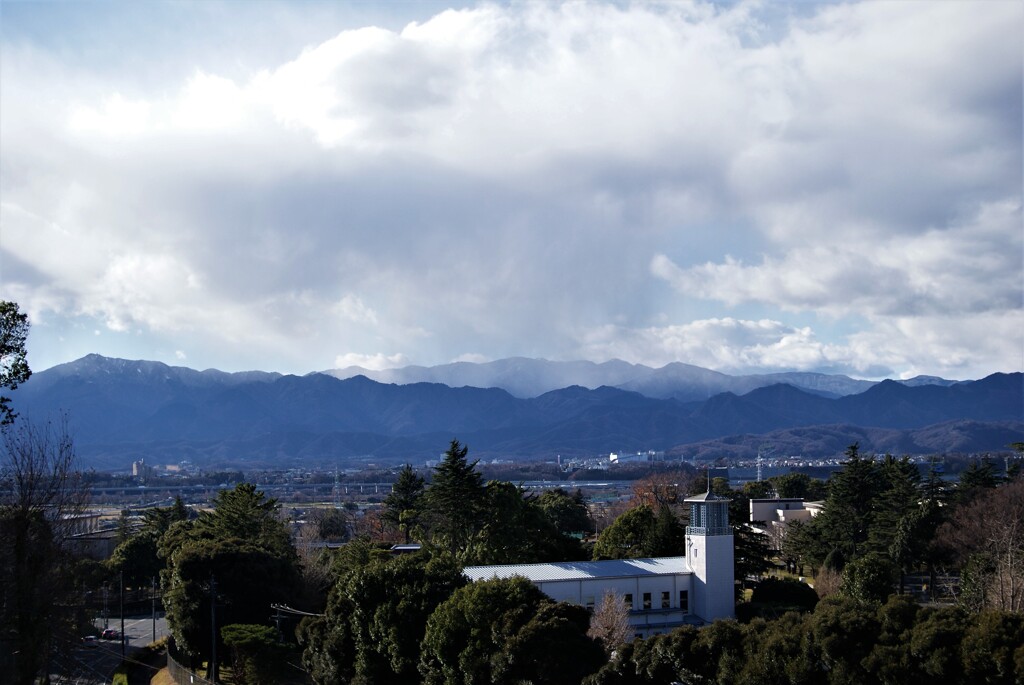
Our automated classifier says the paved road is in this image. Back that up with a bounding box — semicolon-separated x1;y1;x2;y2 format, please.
51;616;169;685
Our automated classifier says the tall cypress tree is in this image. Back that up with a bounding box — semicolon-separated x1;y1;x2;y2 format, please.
383;464;426;543
957;457;1000;505
867;455;920;558
198;483;294;557
814;443;885;564
424;439;486;557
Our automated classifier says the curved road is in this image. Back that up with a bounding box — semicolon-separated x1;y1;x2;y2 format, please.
52;616;169;685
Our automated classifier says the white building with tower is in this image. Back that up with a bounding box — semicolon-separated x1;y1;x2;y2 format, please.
464;489;734;637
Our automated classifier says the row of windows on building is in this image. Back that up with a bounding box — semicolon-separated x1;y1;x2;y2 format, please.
583;590;689;613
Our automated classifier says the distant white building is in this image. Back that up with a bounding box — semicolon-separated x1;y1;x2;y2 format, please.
132;458;153;479
749;498;816;526
608;450;666;465
748;498;824;555
464;490;734;637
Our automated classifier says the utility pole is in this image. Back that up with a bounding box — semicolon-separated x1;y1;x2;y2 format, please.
152;576;157;643
272;604;283;642
209;576;218;684
120;570;126;662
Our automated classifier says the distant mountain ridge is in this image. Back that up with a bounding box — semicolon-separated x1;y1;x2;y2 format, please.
10;355;1020;469
322;357;961;400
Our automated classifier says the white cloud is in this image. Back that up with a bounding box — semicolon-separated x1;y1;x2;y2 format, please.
581;318;857;375
1;1;1020;378
333;352;409;371
333;295;378;325
653;200;1021;316
69;93;153;138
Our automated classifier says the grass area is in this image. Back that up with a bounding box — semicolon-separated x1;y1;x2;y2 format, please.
150;668;175;685
121;640;168;685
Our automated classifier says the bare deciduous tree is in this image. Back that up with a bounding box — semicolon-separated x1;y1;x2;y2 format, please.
587;589;632;656
814;565;843;599
631;469;698;515
938;479;1024;612
0;416;88;684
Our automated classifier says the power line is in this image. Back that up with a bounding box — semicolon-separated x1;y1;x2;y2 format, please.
270;603;324;617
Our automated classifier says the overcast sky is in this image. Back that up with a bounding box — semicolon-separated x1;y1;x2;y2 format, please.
1;1;1021;380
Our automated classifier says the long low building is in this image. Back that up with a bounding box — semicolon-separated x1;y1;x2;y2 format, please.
464;556;695;638
464;490;735;638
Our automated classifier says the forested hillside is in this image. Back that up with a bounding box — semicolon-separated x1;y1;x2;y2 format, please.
13;355;1022;466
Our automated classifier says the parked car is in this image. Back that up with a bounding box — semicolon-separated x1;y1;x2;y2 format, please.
82;636;98;648
101;628;121;640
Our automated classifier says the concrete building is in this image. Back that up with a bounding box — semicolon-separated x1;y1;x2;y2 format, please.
749;498;822;552
132;458;153;479
749;498;817;525
464;490;734;637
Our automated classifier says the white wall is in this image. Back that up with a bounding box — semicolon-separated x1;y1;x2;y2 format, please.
688;533;734;622
535;573;695;637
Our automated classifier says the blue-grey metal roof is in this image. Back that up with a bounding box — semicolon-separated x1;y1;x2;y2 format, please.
684;491;728;503
464;556;690;582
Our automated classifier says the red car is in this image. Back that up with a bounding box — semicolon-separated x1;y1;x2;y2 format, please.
101;628;120;640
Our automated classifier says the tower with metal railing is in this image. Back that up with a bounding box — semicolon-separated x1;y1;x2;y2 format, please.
684;489;735;621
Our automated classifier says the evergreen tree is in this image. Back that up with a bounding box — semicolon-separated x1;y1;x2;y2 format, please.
956;457;1000;505
170;494;189;523
960;610;1024;682
467;481;587;565
161;483;298;663
918;458;950;599
341;553;465;683
419;576;603;685
905;606;968;682
734;523;772;589
0;300;31;425
423;439;486;557
867;455;920;560
108;531;161;587
769;472;827;500
592;505;657;560
163;537;299;662
197;482;293;557
814;443;885;563
921;458;949;508
221;623;288;685
742;480;773;500
648;504;686;557
537;487;594;536
840;552;897;604
585;592;1024;685
382;464;425;543
109;496;190;587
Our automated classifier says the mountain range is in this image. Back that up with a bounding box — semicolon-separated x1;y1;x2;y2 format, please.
322;358;895;400
10;354;1022;470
